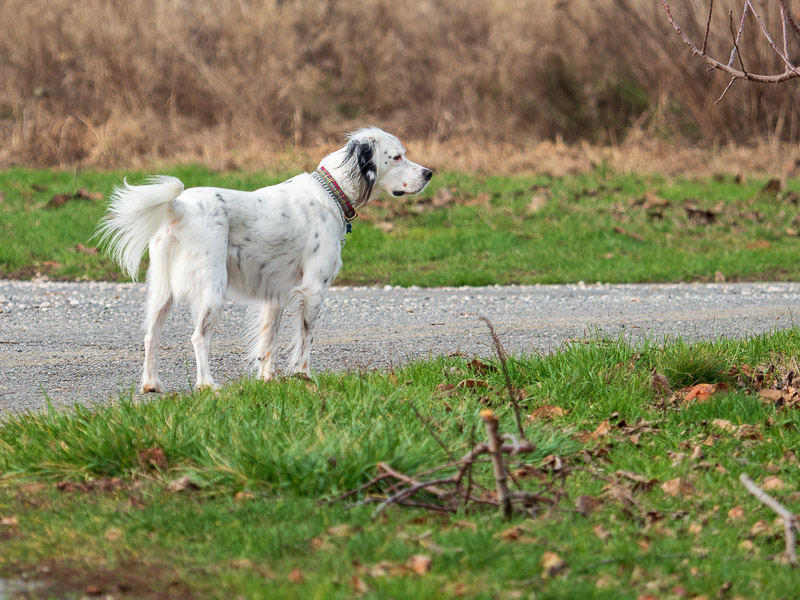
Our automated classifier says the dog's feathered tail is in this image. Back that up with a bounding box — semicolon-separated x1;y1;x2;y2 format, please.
96;176;185;280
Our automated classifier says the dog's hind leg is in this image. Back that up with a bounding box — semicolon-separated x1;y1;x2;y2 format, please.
141;234;174;393
287;285;325;377
141;294;173;393
253;301;284;381
190;301;222;390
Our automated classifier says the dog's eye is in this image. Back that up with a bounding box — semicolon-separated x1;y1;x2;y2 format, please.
392;154;402;162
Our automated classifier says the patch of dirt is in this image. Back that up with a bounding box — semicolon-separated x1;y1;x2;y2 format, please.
6;559;194;599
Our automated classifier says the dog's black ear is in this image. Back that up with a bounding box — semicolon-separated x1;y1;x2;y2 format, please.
344;138;377;203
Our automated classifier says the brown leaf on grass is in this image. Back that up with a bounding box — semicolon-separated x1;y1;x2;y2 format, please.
748;520;771;538
593;524;610;541
234;490;255;502
137;447;167;470
528;405;567;421
0;516;19;527
456;378;490;390
761;476;786;491
497;525;527;542
576;495;603;517
540;551;568;578
104;527;122;542
616;470;659;493
452;520;477;532
735;424;763;441
576;420;611;443
167;476;200;493
727;506;745;520
351;576;370;594
683;383;716;404
406;554;432;575
467;358;497;375
288;569;304;584
463;193;491;207
434;383;457;397
527;191;549;213
650;370;670;396
75;242;98;255
711;418;736;433
660;478;697;498
758;389;783;401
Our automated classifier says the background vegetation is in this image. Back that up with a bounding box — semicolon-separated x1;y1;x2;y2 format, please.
2;0;800;169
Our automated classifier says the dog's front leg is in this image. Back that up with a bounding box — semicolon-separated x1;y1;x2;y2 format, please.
287;287;324;376
254;301;284;380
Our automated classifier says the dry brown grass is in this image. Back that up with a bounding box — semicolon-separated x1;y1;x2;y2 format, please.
2;0;800;171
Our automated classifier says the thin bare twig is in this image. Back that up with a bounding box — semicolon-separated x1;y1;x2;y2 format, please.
701;0;714;54
739;473;798;567
480;316;525;439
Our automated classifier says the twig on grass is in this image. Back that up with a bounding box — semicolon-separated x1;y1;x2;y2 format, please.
480;316;525;439
481;409;513;519
739;473;798;567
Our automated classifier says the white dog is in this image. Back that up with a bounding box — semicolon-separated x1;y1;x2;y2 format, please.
99;127;433;392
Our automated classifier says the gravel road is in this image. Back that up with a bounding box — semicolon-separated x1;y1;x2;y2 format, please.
2;280;800;412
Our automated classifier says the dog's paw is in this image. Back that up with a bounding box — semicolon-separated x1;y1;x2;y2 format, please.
195;379;219;391
140;381;163;394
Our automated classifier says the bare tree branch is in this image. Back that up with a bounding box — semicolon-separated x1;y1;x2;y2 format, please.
659;0;800;85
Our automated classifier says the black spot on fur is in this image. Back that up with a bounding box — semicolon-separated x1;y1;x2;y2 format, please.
215;193;226;204
312;243;319;254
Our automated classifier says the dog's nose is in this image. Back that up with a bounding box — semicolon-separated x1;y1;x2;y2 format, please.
422;169;433;181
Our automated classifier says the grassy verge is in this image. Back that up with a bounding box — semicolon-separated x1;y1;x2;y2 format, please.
1;330;799;598
2;166;800;285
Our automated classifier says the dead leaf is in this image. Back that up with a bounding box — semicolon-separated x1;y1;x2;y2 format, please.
761;476;786;491
748;520;771;538
735;424;763;441
577;419;611;443
528;192;549;213
137;447;167;470
758;389;783;401
452;520;477;532
683;383;716;404
651;370;670;396
636;538;651;553
711;419;735;433
497;525;527;542
351;575;370;593
167;476;199;492
0;516;19;527
234;490;255;502
406;554;432;575
75;242;99;255
104;527;122;542
540;551;568;578
593;524;610;541
660;478;697;498
288;569;304;584
576;495;603;517
727;506;745;520
528;405;566;421
456;379;489;390
467;358;497;374
616;470;659;493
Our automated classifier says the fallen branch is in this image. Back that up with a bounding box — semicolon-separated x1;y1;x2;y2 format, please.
739;473;798;567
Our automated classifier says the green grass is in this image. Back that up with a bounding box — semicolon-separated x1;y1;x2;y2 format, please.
2;330;800;598
2;166;800;284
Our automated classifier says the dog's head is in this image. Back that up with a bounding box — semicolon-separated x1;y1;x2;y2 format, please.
340;127;433;206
